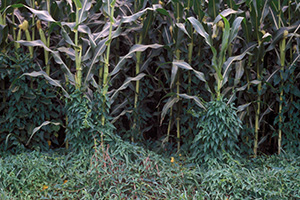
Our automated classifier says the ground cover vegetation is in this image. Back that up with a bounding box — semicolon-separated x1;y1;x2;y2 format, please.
0;0;299;199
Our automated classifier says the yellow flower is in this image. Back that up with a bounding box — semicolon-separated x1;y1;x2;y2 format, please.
171;157;175;163
47;140;51;147
63;180;68;184
42;185;48;190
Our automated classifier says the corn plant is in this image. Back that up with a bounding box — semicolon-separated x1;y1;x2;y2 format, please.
188;11;255;100
268;0;300;155
15;0;163;147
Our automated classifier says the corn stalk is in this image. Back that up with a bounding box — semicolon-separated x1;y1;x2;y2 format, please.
278;30;288;155
101;0;116;126
188;14;251;100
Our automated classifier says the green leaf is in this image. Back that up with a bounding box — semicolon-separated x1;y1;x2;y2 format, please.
110;73;146;104
170;62;178;88
84;38;108;85
121;5;159;24
208;0;220;19
213;8;241;24
78;0;92;24
26;121;61;146
222;43;256;87
237;103;251;112
16;40;75;84
176;23;191;38
110;44;163;76
229;17;244;44
160;96;179;125
234;61;244;86
188;17;213;47
73;0;82;9
219;15;230;62
156;8;169;16
21;71;69;98
178;93;206;110
24;5;56;22
172;60;206;83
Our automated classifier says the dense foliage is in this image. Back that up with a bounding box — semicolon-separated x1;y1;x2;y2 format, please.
1;147;299;199
0;0;300;198
1;0;299;156
192;99;242;162
0;50;63;151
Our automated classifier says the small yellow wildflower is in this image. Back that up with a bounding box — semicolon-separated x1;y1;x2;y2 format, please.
171;157;175;163
42;185;48;190
47;140;51;147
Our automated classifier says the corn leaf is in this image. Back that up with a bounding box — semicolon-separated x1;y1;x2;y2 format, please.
110;44;163;76
16;40;75;83
26;121;61;146
21;71;69;98
172;60;206;87
160;96;179;125
110;73;146;104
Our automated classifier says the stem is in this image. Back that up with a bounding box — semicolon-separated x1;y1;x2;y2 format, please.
12;11;17;49
31;0;35;44
101;1;115;126
187;43;193;94
253;53;262;157
74;7;81;89
166;108;173;143
46;0;51;75
175;3;181;152
187;38;193;137
245;55;252;143
176;48;180;152
37;20;50;75
278;33;286;155
98;64;103;85
254;89;260;157
25;30;33;58
133;35;143;139
253;13;262;157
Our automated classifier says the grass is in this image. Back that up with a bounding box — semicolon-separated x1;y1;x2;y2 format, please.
1;140;300;199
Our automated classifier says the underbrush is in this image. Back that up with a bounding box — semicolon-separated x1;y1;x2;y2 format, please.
1;138;300;200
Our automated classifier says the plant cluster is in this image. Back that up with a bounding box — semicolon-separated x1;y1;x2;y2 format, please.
191;99;242;162
0;50;63;151
0;0;299;159
1;147;299;199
